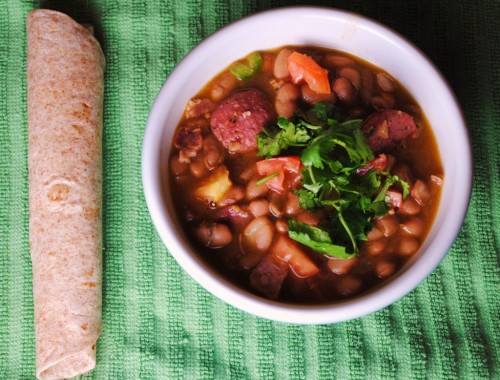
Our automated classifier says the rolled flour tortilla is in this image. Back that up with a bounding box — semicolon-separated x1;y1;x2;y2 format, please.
27;9;105;380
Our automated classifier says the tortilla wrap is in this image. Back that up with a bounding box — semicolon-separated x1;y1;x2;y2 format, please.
27;9;105;380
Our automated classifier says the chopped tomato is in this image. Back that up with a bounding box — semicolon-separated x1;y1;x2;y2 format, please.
256;156;302;193
271;234;320;278
256;156;301;173
371;154;388;171
357;153;388;175
288;52;331;94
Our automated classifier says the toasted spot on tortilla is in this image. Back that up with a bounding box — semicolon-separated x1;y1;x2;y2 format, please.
48;183;70;201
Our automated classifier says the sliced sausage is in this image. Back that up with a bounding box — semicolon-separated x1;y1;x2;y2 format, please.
361;110;418;153
210;88;275;153
174;127;203;163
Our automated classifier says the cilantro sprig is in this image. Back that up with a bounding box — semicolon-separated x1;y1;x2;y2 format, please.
256;102;335;158
257;102;409;257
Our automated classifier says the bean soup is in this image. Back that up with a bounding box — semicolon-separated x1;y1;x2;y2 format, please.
168;46;443;303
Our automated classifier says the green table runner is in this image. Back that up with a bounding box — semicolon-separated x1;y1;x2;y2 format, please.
1;1;498;379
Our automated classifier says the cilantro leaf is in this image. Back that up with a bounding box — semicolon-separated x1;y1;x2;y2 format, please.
305;102;336;123
288;220;354;259
374;173;410;203
295;189;321;209
257;117;314;158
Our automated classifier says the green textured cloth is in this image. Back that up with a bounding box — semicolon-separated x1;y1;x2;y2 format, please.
1;1;499;379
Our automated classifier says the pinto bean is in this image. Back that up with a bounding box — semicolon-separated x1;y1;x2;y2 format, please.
210;72;237;102
240;165;257;181
376;260;395;278
285;192;302;216
269;200;283;218
337;275;362;296
382;92;395;107
327;256;357;275
275;219;288;234
411;180;431;205
288;170;303;190
275;83;300;118
398;236;420;256
218;186;245;207
301;84;336;105
170;154;188;176
239;251;264;269
203;148;222;170
246;177;269;200
366;227;384;241
273;48;293;79
249;199;270;217
333;77;355;103
323;54;355;68
261;52;275;74
401;217;426;237
376;72;396;92
375;215;399;237
194;222;232;248
360;68;374;104
211;224;233;247
185;98;215;119
202;135;224;170
242;216;275;253
365;238;387;255
189;157;209;178
339;67;362;90
398;196;421;216
371;95;394;110
268;191;287;218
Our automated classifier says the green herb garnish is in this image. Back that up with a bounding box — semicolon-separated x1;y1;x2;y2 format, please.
288;219;353;258
257;102;409;257
255;172;280;186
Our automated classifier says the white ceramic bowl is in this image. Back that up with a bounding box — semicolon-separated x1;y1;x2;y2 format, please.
142;6;472;324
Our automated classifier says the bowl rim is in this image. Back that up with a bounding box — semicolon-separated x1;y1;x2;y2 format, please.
142;5;472;324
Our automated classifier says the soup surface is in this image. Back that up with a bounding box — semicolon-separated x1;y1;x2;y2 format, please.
168;46;443;303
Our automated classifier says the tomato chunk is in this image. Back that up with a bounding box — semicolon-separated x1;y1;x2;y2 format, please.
256;156;302;193
288;52;331;94
357;153;388;175
271;234;319;278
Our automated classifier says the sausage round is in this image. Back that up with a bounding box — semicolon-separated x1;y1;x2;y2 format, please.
361;110;417;153
210;88;275;153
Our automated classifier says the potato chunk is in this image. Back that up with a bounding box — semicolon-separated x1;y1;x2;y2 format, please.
194;165;232;203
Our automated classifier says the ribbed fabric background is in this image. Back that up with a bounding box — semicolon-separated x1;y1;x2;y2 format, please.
1;1;498;379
